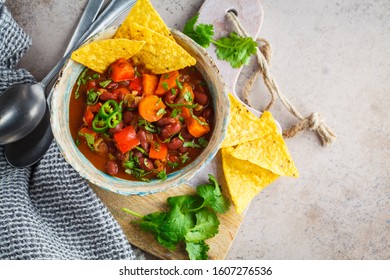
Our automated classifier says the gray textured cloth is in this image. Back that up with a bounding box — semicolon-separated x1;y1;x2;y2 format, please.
0;2;143;260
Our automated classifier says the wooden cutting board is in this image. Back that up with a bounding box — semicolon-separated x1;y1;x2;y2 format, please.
91;183;243;260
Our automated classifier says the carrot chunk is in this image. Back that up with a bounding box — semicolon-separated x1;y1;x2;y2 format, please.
149;141;168;160
142;73;159;96
187;116;210;138
109;58;135;82
155;71;180;96
138;95;166;122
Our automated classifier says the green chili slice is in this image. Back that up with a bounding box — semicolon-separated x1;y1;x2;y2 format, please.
92;114;108;133
99;100;119;119
107;111;122;128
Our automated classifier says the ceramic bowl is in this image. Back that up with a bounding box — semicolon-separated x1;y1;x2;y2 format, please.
50;26;229;196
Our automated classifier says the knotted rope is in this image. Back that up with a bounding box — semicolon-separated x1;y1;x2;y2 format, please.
226;11;336;146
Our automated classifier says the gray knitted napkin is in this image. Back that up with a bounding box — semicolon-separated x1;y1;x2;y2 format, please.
0;2;144;260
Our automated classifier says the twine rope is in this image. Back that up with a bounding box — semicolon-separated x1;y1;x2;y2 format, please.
226;11;336;146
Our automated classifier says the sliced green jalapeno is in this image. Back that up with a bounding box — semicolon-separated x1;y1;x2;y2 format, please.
107;111;122;128
92;114;108;133
99;100;119;119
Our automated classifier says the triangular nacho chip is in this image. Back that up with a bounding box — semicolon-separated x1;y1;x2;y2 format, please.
71;39;145;73
221;94;272;148
221;147;279;214
114;0;174;41
231;111;299;177
129;23;196;74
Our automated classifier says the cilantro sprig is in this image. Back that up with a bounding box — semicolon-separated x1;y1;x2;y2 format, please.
122;174;230;260
183;13;257;68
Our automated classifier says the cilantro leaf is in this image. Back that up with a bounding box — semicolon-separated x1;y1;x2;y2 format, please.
160;203;195;245
122;174;230;260
183;13;214;48
185;208;219;242
167;195;203;213
197;174;230;213
214;32;257;68
185;240;209;260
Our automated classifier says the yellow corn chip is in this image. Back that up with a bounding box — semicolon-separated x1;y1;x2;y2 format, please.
114;0;174;41
71;39;145;73
221;94;272;148
129;23;196;74
221;147;280;214
231;111;299;178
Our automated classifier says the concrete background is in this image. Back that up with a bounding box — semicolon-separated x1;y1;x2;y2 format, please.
5;0;389;259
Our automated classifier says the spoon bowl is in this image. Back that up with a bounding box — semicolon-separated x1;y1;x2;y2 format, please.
0;83;46;145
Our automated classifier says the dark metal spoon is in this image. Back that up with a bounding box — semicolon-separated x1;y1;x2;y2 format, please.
5;0;137;167
4;0;104;166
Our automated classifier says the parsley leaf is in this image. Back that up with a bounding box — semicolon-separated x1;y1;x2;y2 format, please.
122;174;230;260
183;13;214;48
197;174;230;214
183;15;258;68
213;32;257;68
186;240;209;260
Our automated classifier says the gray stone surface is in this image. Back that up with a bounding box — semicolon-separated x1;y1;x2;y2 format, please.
5;0;390;259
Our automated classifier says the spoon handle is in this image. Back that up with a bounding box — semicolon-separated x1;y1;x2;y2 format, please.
63;0;104;54
41;0;136;88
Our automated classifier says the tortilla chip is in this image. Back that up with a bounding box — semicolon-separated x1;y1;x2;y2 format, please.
71;39;145;73
221;94;272;148
231;111;299;178
129;23;196;74
114;0;174;41
221;147;279;214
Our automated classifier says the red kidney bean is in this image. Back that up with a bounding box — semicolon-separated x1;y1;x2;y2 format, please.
116;151;126;162
105;82;119;90
167;137;183;150
137;130;149;152
106;160;118;175
180;126;194;139
108;121;123;134
157;117;177;127
202;107;213;120
139;157;154;171
123;111;133;125
179;146;190;153
98;88;119;101
133;151;143;159
164;90;177;104
194;91;208;106
118;81;130;87
168;154;179;162
161;123;182;139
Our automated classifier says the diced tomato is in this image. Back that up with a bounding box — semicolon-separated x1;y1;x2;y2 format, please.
129;76;142;91
149;141;168;160
86;80;97;91
109;58;136;82
86;103;102;113
113;125;140;154
83;110;94;128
